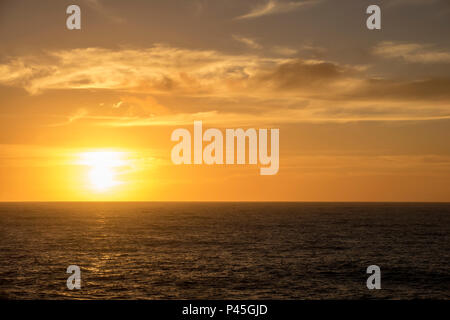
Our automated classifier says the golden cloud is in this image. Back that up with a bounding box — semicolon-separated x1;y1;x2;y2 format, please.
0;45;449;124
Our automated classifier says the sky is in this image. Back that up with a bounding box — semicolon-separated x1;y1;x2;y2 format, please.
0;0;449;201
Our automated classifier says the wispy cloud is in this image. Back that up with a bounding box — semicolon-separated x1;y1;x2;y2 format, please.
271;46;297;56
83;0;126;23
112;101;124;109
387;0;440;7
236;0;318;20
108;112;450;127
232;35;262;49
47;109;88;127
374;41;450;64
0;45;288;95
1;45;449;124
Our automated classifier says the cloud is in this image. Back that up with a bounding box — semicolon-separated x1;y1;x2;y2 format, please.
373;41;450;64
271;46;298;56
112;101;124;108
87;104;450;127
0;46;359;100
348;78;450;102
236;0;318;20
232;35;262;49
387;0;440;7
257;59;344;89
1;45;449;124
48;109;88;127
0;45;282;95
83;0;125;24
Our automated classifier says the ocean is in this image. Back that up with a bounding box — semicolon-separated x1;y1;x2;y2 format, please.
0;202;449;299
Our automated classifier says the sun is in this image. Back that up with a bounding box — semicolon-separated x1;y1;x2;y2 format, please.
78;151;126;192
88;166;118;191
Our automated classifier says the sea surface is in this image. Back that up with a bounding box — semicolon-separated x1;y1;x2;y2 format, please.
0;202;449;299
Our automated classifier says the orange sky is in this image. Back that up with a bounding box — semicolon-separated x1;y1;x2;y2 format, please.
0;0;449;201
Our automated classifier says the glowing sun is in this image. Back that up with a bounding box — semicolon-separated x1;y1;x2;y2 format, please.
79;151;126;191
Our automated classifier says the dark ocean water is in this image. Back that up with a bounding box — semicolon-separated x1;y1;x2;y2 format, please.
0;202;449;299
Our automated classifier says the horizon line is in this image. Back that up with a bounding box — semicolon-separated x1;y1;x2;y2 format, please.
0;200;449;204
